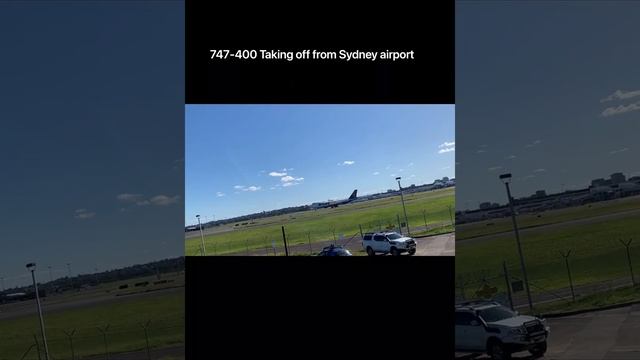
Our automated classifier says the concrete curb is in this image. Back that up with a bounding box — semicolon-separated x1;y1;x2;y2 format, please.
540;298;640;318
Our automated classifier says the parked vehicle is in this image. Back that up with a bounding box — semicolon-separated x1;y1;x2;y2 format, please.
361;232;416;256
455;301;549;360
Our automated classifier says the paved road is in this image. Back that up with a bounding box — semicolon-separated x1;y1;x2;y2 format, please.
457;304;640;360
457;208;640;245
0;286;184;321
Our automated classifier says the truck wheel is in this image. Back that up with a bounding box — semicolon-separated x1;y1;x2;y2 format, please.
408;249;416;256
366;247;375;256
390;247;400;256
489;341;511;360
529;341;547;357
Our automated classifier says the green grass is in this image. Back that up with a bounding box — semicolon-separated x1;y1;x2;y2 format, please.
457;195;640;240
0;289;184;360
186;188;455;255
456;196;640;295
535;285;640;315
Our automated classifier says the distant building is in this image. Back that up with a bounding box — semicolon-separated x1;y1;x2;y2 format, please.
611;172;626;185
534;190;547;198
591;178;606;187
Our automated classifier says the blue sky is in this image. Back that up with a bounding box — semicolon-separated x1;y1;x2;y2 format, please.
0;2;183;288
186;105;455;223
456;1;640;209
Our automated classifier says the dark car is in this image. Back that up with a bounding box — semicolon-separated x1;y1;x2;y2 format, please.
316;244;352;256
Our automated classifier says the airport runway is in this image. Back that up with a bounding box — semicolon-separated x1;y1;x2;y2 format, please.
0;286;184;321
456;304;640;360
457;208;640;245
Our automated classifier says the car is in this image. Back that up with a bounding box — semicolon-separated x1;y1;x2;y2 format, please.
455;301;549;360
316;244;352;256
361;232;417;256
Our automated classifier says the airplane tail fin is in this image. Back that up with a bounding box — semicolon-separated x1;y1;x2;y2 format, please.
349;190;358;200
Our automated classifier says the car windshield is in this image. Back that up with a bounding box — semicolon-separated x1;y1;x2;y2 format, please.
387;233;402;240
478;306;517;323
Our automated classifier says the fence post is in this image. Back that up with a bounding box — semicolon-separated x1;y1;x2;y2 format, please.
503;261;514;310
63;329;76;360
33;334;42;360
281;226;289;256
560;250;576;302
397;214;402;235
423;210;428;232
141;320;152;360
308;232;312;255
98;324;110;360
246;239;249;256
359;224;363;239
619;239;635;286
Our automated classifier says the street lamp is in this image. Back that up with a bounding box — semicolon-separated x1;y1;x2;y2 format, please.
26;262;50;360
196;215;207;256
499;173;533;311
395;177;410;235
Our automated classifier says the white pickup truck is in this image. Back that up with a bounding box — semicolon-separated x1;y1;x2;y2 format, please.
455;301;549;360
361;232;417;256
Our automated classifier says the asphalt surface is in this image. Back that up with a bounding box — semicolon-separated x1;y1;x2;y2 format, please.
457;304;640;360
0;286;184;321
83;345;184;360
457;208;640;245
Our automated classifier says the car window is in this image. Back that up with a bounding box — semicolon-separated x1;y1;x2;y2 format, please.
478;306;516;323
387;233;402;240
374;235;385;241
363;234;372;241
454;311;478;326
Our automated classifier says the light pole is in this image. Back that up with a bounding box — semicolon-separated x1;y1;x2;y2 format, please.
499;173;533;311
196;215;207;256
26;262;50;360
396;177;410;235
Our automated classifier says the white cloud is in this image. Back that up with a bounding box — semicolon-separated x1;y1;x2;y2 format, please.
506;155;516;160
148;195;180;206
601;89;640;103
234;185;245;190
488;166;503;171
281;175;304;182
269;171;287;177
338;160;355;166
439;147;455;154
439;141;455;148
372;171;380;175
525;140;542;148
533;168;546;173
399;169;404;172
601;101;640;117
408;162;414;167
476;150;487;154
390;174;397;177
282;182;298;187
409;174;416;178
74;209;95;219
117;193;144;203
442;166;451;170
244;186;261;192
216;192;225;197
610;148;629;155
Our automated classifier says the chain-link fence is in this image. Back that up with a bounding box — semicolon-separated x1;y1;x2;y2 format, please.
1;315;184;360
187;206;455;256
456;239;639;311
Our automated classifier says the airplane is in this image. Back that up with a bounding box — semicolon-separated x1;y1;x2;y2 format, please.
310;190;357;209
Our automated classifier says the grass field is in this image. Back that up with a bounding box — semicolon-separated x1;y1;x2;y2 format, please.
456;195;640;296
0;280;184;359
536;284;640;315
185;187;455;255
